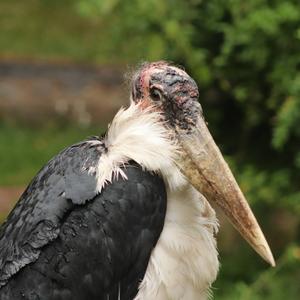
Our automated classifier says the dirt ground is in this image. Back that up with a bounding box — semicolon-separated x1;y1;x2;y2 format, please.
0;186;24;219
0;60;128;126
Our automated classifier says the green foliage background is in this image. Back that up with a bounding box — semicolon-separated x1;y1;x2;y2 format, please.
0;0;300;298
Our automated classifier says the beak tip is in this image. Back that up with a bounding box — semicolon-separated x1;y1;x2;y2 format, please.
266;255;276;267
258;243;276;267
267;255;276;267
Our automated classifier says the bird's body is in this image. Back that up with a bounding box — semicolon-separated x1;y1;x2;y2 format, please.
0;62;274;300
0;105;218;300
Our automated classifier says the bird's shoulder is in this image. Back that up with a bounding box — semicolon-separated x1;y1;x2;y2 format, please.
0;136;106;288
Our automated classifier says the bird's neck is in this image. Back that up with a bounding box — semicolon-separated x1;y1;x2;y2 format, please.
95;103;180;192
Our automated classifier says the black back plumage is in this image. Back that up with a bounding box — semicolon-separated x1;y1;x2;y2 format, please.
0;138;167;300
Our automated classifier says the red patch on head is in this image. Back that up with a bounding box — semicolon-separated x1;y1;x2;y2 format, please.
138;61;170;94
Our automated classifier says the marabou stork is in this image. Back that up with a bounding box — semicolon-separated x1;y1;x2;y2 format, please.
0;61;274;300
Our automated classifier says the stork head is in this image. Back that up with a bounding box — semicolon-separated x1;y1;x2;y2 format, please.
131;61;275;267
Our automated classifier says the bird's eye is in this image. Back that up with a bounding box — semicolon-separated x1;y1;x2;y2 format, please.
150;88;162;101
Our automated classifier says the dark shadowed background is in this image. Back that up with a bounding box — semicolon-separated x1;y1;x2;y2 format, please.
0;1;299;299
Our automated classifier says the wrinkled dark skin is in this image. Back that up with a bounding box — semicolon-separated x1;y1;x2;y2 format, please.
132;62;203;132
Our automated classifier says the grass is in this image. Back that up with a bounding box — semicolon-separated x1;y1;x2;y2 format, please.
0;121;103;186
0;0;116;64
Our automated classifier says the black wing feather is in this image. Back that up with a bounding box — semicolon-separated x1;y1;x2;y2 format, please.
0;138;105;288
0;139;167;300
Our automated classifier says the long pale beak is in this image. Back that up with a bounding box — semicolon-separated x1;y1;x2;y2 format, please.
176;116;275;266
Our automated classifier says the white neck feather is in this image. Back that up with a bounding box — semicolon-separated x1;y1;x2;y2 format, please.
96;103;219;299
95;103;183;192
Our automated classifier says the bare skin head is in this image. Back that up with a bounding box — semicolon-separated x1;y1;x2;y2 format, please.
131;62;201;131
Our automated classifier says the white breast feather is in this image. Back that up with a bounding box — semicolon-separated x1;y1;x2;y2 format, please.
96;103;220;299
134;181;219;300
